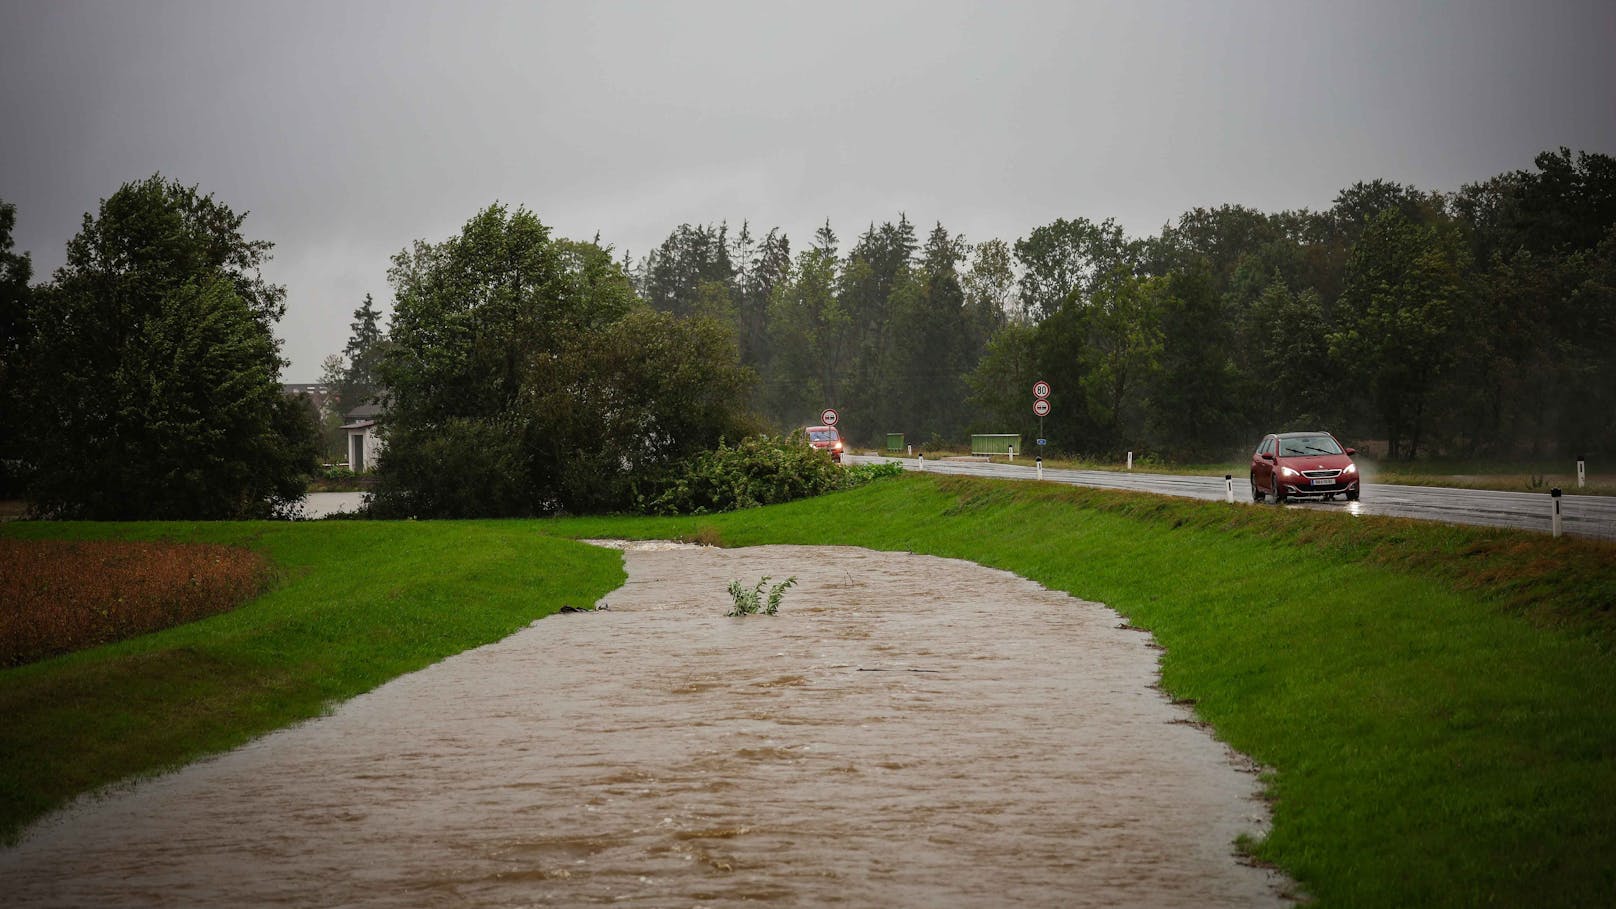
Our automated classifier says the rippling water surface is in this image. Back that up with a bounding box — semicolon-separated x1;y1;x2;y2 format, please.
1;543;1290;906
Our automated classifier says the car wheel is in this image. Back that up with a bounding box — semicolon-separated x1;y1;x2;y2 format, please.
1273;474;1288;504
1346;489;1359;502
1250;473;1264;502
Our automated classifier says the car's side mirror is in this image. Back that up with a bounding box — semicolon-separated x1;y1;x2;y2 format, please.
1345;448;1356;456
1261;453;1275;461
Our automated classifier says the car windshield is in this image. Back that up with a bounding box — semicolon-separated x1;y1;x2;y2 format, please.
1278;435;1342;457
808;429;838;443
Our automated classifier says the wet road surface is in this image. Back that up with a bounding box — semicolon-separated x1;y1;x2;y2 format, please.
848;455;1616;541
0;543;1290;907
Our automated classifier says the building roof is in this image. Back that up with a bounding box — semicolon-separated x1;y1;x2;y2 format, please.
344;402;385;422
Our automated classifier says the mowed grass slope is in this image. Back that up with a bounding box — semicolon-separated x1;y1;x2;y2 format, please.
557;474;1616;907
0;520;625;843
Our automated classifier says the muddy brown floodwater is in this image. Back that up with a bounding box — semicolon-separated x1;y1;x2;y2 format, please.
1;543;1293;907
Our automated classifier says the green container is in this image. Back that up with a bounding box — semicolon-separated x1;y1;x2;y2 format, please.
885;433;905;452
971;434;1022;455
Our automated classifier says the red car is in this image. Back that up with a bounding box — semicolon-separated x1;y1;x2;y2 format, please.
804;425;844;463
1251;431;1359;503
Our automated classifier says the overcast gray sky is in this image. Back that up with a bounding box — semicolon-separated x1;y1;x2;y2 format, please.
3;0;1613;381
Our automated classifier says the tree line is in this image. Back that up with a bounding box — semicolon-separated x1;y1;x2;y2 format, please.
625;148;1616;461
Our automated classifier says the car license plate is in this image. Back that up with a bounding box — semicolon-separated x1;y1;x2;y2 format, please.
1312;477;1333;486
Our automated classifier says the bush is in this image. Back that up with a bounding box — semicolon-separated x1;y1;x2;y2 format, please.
639;435;905;515
843;460;906;485
366;418;534;519
726;575;797;616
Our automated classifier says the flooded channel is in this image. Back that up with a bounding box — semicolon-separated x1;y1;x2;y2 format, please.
1;543;1291;906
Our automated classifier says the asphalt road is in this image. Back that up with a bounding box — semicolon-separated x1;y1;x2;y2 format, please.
846;454;1616;542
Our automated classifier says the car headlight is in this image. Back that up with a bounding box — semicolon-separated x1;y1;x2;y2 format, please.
1343;463;1357;474
1280;466;1298;477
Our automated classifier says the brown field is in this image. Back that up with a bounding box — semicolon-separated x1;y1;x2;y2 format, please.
0;539;272;667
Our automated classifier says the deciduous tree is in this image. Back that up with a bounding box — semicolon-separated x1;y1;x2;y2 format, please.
1329;210;1465;458
370;204;755;517
15;176;316;518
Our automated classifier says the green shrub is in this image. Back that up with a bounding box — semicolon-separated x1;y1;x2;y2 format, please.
366;418;534;518
726;575;797;616
320;464;357;481
842;460;905;484
641;436;907;515
639;435;843;515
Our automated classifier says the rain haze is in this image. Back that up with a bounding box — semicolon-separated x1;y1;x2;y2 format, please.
2;0;1613;382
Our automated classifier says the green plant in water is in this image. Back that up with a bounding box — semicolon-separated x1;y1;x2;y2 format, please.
726;575;797;616
764;576;797;615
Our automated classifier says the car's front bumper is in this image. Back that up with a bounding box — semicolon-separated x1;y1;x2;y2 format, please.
1276;474;1359;497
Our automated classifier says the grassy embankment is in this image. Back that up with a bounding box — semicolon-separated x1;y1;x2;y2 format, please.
4;474;1614;905
0;520;624;843
556;474;1616;907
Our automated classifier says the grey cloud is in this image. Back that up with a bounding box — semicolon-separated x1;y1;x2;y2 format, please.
3;0;1613;379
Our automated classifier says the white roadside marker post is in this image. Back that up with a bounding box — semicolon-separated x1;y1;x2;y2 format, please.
918;452;925;472
1127;451;1133;470
1577;455;1586;488
1551;487;1563;538
1036;454;1043;481
1225;474;1235;503
1008;444;1014;463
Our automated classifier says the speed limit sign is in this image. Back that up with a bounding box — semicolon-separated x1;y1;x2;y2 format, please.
820;408;839;426
1032;380;1051;400
1033;399;1051;417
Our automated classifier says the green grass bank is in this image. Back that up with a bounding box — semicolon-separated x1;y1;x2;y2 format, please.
557;474;1616;907
0;520;625;843
4;475;1614;906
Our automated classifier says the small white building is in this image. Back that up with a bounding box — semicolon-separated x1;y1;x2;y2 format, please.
340;403;385;473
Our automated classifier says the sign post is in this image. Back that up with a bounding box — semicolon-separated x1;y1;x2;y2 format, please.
1032;381;1051;476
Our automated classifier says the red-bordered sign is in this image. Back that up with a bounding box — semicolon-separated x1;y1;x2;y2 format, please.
1032;380;1052;400
820;408;839;426
1033;399;1051;417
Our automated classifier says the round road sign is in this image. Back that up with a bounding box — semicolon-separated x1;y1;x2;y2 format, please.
820;408;839;426
1033;399;1051;417
1032;380;1052;400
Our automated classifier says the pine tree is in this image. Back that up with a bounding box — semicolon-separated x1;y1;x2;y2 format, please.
340;293;386;412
